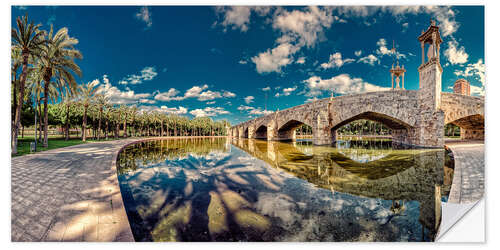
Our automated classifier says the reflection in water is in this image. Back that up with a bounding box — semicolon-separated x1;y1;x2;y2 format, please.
117;138;453;242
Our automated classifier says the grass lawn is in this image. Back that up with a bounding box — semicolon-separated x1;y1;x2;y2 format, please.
13;135;133;157
13;136;88;157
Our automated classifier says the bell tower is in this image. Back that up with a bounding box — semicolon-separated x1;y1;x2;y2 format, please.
411;19;444;147
418;19;443;111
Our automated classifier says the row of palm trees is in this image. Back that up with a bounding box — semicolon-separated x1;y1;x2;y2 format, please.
48;94;231;142
11;14;230;155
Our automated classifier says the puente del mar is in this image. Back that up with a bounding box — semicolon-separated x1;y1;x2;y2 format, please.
229;20;485;148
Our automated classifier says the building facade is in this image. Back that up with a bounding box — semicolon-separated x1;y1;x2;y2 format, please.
453;78;471;96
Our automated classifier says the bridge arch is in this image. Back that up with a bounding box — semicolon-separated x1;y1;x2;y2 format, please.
276;119;314;141
330;111;416;145
254;124;268;139
331;111;413;132
446;114;484;140
243;127;249;138
441;93;484;140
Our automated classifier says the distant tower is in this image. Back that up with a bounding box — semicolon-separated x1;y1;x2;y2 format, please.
453;78;471;96
418;19;443;111
390;40;406;89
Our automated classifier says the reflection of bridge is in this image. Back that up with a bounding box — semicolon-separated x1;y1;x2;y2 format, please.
229;22;484;148
231;138;445;237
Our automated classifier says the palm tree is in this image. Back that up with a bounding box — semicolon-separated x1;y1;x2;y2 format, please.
119;105;129;138
78;80;100;141
128;105;138;137
11;14;46;154
95;94;109;140
27;65;59;142
11;47;22;127
39;25;82;147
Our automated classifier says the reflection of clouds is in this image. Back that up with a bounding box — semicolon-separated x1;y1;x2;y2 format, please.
337;149;389;163
120;139;432;241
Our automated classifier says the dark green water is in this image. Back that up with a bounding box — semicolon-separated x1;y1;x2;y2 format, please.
116;137;454;242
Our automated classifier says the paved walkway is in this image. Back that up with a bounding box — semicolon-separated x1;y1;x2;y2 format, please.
11;139;139;242
445;140;485;204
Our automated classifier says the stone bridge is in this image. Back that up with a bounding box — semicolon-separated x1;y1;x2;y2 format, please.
229;22;484;148
230;91;484;148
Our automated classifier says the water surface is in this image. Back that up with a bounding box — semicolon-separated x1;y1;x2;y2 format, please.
116;137;454;242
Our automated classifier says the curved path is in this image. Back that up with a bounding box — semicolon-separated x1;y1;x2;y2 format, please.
446;140;485;204
11;138;138;242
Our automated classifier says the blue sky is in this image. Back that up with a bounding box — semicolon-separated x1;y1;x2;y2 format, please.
12;5;484;125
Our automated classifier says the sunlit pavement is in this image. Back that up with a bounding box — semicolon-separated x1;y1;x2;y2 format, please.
11;139;139;242
445;140;484;204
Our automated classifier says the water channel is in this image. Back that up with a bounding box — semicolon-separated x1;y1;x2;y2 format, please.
116;137;454;242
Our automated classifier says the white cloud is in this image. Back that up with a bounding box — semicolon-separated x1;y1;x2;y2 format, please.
272;6;335;48
303;74;389;97
251;6;337;74
276;86;297;97
306;97;319;103
139;99;156;104
198;90;222;101
237;105;254;111
215;6;271;32
189;107;230;117
402;22;409;32
244;96;255;104
154;88;183;101
320;52;355;69
206;101;216;104
238;105;273;115
358;54;380;66
332;6;459;37
184;84;207;98
283;86;297;95
375;38;405;59
138;105;188;115
261;86;271;91
251;43;299;74
97;75;152;104
454;59;485;89
135;6;152;28
444;40;469;65
154;84;233;102
354;50;362;57
222;90;236;98
376;38;392;56
296;57;306;64
249;108;274;115
470;85;485;96
119;66;158;85
238;60;247;64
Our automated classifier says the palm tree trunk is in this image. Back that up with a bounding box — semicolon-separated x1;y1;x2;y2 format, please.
97;108;102;140
82;105;88;141
38;101;43;142
42;76;50;148
65;103;70;141
115;122;119;139
12;53;29;154
123;114;127;138
105;120;109;139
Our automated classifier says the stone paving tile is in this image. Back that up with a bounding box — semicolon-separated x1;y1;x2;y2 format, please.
11;139;139;242
445;140;484;204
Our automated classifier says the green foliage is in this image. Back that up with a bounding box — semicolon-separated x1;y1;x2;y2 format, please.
337;119;390;136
